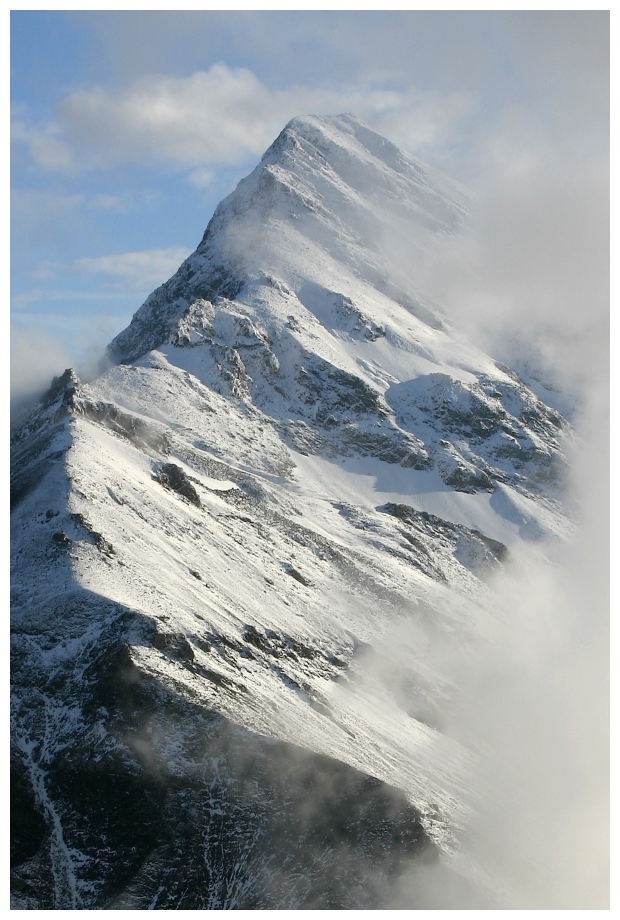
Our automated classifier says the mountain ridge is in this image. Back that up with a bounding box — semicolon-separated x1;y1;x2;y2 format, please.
11;114;571;908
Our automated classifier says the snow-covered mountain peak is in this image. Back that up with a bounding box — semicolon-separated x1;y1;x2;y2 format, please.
12;116;573;909
105;115;566;519
109;113;468;365
261;112;465;209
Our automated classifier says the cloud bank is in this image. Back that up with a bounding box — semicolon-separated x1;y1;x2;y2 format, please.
12;63;472;181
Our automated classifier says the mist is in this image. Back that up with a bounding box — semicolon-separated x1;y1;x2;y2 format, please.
376;99;609;908
357;374;609;907
10;327;72;420
10;321;118;423
452;417;605;907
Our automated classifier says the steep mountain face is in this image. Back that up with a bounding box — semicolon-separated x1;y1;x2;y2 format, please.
11;115;571;908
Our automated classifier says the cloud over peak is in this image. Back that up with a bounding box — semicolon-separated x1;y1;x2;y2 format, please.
12;63;472;180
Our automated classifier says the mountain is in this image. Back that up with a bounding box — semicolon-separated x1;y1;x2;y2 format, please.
10;114;571;908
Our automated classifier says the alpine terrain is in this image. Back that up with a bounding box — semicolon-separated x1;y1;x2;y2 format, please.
10;114;572;908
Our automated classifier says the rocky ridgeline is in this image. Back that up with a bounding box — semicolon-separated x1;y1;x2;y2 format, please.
11;115;569;908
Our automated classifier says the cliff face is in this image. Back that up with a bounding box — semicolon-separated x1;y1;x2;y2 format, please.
10;115;570;908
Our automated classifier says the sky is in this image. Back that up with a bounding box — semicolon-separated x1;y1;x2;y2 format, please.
10;9;609;405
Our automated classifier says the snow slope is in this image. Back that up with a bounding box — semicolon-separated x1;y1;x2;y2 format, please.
11;115;572;909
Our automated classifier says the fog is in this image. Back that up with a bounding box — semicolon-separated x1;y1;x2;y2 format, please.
378;103;609;908
409;409;608;908
10;327;72;420
10;321;117;422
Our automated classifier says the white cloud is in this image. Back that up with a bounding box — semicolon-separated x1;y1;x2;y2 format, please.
11;189;86;247
188;167;215;189
11;119;74;170
86;193;126;210
366;87;473;157
416;106;609;409
11;311;134;412
74;246;193;291
17;247;194;306
10;325;71;417
12;287;47;308
455;411;609;908
10;187;155;257
13;63;472;178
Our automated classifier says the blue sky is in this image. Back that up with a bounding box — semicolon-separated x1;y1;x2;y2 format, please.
10;10;609;403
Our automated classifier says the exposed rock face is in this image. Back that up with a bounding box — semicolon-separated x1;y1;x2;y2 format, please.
11;115;571;908
154;463;202;506
381;502;508;574
11;651;436;909
386;371;567;494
